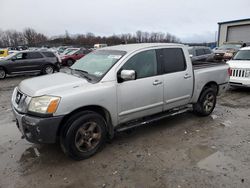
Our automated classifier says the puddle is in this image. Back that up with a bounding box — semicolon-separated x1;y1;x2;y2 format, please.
187;145;217;163
197;151;250;181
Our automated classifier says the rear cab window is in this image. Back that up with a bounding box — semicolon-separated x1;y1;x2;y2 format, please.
204;49;212;54
157;48;186;74
196;49;205;56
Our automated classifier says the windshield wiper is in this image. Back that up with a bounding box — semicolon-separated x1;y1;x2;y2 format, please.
70;68;92;81
72;68;89;74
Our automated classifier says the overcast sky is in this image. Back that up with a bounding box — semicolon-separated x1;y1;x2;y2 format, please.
1;0;250;43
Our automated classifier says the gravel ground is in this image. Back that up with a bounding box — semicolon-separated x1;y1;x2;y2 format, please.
0;73;250;188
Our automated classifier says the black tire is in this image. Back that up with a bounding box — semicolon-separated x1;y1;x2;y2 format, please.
42;64;55;75
193;87;217;116
0;67;6;79
67;59;74;66
60;111;107;160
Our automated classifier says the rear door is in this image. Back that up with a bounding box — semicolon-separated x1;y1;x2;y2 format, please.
24;52;45;71
157;47;193;110
117;49;164;123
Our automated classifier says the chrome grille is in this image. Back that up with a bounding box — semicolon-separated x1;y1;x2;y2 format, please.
232;69;249;77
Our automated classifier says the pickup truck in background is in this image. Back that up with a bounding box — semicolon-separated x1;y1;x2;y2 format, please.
11;43;230;160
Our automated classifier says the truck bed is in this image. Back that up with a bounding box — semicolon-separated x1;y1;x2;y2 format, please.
190;60;229;103
192;61;227;70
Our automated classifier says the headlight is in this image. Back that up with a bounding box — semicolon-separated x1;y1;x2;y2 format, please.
246;70;250;77
28;95;60;114
224;52;233;57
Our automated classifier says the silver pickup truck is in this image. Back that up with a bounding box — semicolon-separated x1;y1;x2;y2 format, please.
11;43;230;160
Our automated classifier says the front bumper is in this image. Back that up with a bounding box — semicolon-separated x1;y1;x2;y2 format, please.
230;77;250;87
12;106;64;143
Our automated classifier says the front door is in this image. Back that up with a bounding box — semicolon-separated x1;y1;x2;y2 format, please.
117;49;164;124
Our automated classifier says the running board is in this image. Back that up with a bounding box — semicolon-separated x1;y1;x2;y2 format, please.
115;107;190;132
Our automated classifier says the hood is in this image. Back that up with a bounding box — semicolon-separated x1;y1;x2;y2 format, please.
227;60;250;69
19;72;91;96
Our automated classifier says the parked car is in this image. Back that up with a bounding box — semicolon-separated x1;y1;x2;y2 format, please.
0;51;60;79
94;44;107;49
11;43;229;160
227;47;250;87
61;48;91;66
188;46;214;62
57;46;73;54
0;49;9;59
61;48;80;56
214;42;245;61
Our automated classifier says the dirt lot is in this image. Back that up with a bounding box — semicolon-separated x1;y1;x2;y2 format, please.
0;74;250;188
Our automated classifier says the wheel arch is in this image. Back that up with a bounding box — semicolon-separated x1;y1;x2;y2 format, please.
0;65;9;74
57;105;114;139
202;81;219;95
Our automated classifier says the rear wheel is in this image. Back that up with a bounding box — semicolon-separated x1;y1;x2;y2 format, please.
60;111;107;160
193;87;217;116
42;64;54;75
0;68;6;79
67;59;74;66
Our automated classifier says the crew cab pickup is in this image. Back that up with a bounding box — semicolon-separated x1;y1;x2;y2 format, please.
11;43;230;160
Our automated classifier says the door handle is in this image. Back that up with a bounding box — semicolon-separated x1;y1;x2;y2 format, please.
184;74;191;79
153;80;162;85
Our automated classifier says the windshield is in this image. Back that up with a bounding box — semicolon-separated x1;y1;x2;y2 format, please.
64;48;79;55
233;50;250;60
65;49;79;55
218;44;242;50
71;50;126;79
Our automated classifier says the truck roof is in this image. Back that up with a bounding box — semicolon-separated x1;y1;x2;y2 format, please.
102;43;184;53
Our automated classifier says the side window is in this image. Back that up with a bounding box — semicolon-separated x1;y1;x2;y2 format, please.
196;49;204;56
42;52;56;57
26;52;43;59
16;53;23;59
122;50;157;79
204;49;212;54
161;48;186;73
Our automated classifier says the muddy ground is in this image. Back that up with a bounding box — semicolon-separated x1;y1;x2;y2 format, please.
0;74;250;188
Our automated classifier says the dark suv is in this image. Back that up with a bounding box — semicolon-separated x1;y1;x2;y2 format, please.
0;51;60;79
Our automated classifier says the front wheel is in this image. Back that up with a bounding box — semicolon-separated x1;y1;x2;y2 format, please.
0;68;6;79
60;111;107;160
42;64;55;75
193;88;217;116
67;59;74;66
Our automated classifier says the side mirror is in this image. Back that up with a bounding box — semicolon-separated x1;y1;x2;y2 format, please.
189;54;193;58
11;57;16;61
120;70;136;81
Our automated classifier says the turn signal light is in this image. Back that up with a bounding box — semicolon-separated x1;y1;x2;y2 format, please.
228;68;232;76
